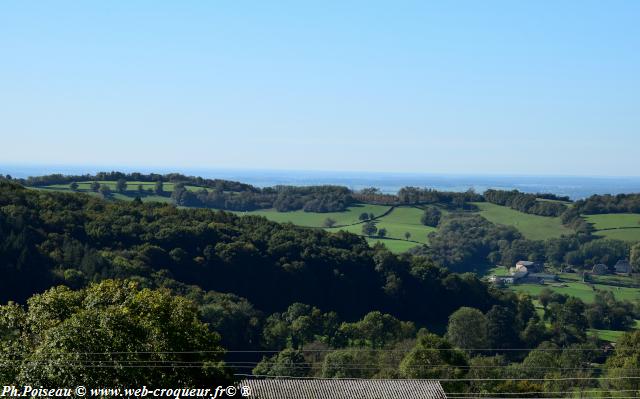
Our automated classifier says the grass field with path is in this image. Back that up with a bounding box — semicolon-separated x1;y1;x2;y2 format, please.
473;202;572;240
242;204;391;227
325;206;435;253
372;206;437;243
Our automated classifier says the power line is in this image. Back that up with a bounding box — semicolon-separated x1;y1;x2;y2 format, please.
0;348;616;355
446;397;638;399
240;373;640;382
446;390;640;396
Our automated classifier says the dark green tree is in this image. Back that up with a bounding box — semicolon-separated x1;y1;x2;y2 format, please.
154;180;164;195
399;330;468;391
115;178;127;193
362;222;377;236
99;184;111;197
446;307;489;351
0;280;232;386
323;217;337;228
421;206;442;227
603;330;640;393
253;349;310;377
486;305;521;350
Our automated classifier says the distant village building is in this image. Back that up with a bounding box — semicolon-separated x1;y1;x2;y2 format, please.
592;263;609;275
615;259;632;276
239;378;447;399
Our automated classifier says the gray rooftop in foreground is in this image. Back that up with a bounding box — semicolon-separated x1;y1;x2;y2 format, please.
239;378;447;399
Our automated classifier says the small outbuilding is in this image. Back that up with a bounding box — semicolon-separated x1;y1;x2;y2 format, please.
615;259;632;276
526;273;559;284
239;378;448;399
592;264;609;275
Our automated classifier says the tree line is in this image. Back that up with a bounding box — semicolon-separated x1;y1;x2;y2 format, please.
484;189;568;217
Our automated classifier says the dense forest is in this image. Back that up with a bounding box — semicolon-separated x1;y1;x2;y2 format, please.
3;177;640;395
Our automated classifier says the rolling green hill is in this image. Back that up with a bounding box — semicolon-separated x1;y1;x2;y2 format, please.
35;180;640;251
473;202;572;240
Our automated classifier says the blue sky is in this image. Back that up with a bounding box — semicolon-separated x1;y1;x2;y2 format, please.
1;1;638;176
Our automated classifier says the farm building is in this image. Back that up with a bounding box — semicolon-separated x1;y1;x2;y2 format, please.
615;259;632;275
510;260;544;276
592;264;609;275
489;275;515;284
516;260;544;273
522;273;559;284
491;261;557;285
239;378;447;399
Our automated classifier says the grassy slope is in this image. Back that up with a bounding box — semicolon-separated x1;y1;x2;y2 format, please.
325;206;435;253
473;202;572;240
585;213;640;242
373;206;437;243
366;238;423;253
588;328;627;342
244;204;391;227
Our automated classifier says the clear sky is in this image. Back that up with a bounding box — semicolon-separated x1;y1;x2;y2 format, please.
1;1;638;176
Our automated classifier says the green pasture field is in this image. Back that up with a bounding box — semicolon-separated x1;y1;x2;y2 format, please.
327;206;436;249
372;206;437;243
366;238;423;253
584;213;640;242
472;202;572;240
238;204;432;253
243;204;391;227
585;213;640;230
593;228;640;242
588;328;627;342
324;206;436;253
